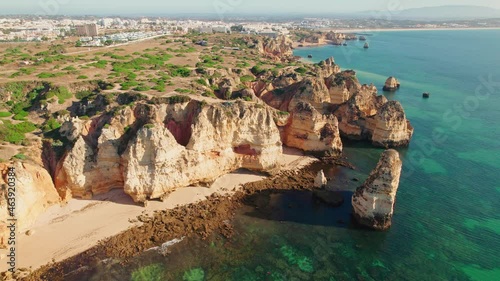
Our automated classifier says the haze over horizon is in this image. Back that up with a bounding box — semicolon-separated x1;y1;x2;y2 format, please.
1;0;500;16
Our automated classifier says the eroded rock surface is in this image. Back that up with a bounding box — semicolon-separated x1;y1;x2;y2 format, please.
351;149;403;230
0;162;61;248
55;100;283;202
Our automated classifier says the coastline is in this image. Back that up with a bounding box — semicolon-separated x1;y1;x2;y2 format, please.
293;27;500;49
317;27;500;33
1;147;316;278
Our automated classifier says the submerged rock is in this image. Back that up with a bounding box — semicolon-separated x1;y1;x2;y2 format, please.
313;190;344;207
351;149;403;230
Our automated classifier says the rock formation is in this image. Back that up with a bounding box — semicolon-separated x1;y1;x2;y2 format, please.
0;162;61;248
259;35;294;61
55;99;284;202
283;102;342;157
369;101;414;148
314;170;327;188
351;149;403;230
383;77;400;91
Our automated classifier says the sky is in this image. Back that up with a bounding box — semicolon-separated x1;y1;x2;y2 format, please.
1;0;499;15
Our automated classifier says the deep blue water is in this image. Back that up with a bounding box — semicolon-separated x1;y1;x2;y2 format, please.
83;30;500;281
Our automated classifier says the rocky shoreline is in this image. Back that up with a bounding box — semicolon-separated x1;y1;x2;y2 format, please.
16;163;318;281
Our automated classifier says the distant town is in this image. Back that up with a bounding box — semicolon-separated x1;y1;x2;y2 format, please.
0;16;499;45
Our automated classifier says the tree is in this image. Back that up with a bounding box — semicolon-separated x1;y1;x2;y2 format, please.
75;40;82;47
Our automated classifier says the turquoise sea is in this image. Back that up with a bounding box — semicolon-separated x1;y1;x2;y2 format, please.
81;30;500;281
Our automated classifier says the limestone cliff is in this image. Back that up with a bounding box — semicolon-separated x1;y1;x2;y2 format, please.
55;99;283;202
259;35;294;61
257;67;413;148
351;149;403;230
0;162;61;248
369;101;414;148
283;102;342;157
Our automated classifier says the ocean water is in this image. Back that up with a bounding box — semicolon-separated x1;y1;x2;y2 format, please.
82;30;500;281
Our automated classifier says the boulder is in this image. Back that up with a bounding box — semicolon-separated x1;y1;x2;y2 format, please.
383;77;400;91
314;170;327;188
351;149;403;230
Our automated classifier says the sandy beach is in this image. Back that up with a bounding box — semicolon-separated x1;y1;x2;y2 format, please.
0;147;316;272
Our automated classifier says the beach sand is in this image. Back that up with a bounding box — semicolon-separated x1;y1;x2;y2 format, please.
0;147;315;272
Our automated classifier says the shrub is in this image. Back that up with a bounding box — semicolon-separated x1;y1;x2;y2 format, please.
295;67;308;74
240;75;255;83
0;121;37;144
42;118;61;132
0;112;11;117
167;95;191;104
47;87;72;104
12;154;27;160
75;90;94;100
195;78;208;86
175;88;191;94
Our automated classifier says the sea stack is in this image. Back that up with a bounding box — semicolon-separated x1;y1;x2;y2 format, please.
351;149;403;230
423;92;430;98
383;77;400;91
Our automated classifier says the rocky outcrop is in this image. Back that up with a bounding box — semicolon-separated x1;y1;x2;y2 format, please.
324;70;360;105
333;87;388;140
369;101;414;148
383;77;400;91
55;108;135;199
283;102;342;157
257;67;413;148
314;170;327;188
55;100;283;202
0;162;61;248
259;35;294;61
315;57;341;78
352;149;403;230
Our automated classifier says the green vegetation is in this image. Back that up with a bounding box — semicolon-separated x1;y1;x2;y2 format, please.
0;112;12;117
143;123;155;129
196;55;224;68
240;75;255;83
167;65;191;77
42;118;61;132
295;67;308;74
195;78;208;86
166;46;196;53
175;88;191;93
90;60;108;69
47;86;72;104
130;264;164;281
75;90;94;100
134;84;151;91
182;268;205;281
167;95;191;104
77;75;88;79
37;72;66;79
0;120;37;144
12;154;27;160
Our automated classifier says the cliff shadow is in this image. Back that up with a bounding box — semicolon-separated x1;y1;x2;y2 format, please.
241;189;355;228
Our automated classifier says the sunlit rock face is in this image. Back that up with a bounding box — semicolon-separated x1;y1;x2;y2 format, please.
352;149;403;230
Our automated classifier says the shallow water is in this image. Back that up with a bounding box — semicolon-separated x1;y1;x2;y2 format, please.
82;30;500;281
